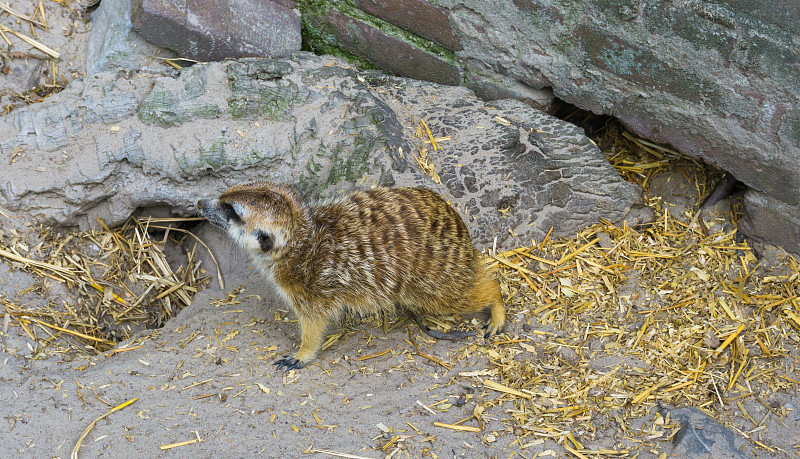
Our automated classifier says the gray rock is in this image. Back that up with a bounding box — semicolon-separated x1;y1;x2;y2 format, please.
0;54;645;249
358;0;462;51
431;0;800;255
667;406;746;458
86;0;176;75
130;0;301;61
739;190;800;256
307;10;462;86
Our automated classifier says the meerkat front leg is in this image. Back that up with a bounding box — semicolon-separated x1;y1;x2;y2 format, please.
274;312;328;371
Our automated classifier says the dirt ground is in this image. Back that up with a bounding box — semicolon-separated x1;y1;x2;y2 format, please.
3;175;799;459
1;2;799;458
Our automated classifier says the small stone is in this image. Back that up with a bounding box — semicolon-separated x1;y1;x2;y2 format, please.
703;329;721;349
556;345;579;365
595;232;614;249
667;406;746;458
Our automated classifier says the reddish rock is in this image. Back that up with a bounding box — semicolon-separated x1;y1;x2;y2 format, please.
314;11;461;86
131;0;300;61
359;0;462;51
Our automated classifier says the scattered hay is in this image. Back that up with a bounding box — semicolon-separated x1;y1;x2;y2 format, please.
453;119;799;455
71;397;137;459
0;0;67;106
1;217;211;355
409;117;443;184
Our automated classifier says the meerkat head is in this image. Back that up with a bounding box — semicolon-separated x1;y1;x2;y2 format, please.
198;182;305;264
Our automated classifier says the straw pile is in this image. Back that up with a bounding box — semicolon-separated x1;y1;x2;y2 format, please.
0;217;210;355
451;117;800;455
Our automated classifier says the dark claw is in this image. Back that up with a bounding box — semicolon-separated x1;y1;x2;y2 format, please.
273;356;304;372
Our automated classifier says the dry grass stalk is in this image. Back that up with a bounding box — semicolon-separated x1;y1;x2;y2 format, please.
0;216;211;355
159;431;204;450
0;1;48;28
307;449;375;459
0;25;59;59
411;118;442;184
71;397;137;459
433;421;480;432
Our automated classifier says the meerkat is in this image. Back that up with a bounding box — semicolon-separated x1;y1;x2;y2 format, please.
197;182;506;371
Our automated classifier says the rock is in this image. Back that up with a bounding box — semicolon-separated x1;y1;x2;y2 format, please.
0;54;645;249
555;345;579;365
307;10;462;86
466;77;556;113
86;0;176;75
439;0;800;255
739;190;800;256
130;0;301;61
666;406;746;458
703;329;721;349
301;0;800;256
189;223;252;289
358;0;462;51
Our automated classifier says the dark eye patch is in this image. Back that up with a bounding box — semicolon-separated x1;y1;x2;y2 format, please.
256;231;273;252
221;202;241;223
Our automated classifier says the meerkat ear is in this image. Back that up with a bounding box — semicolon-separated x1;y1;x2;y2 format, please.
256;231;273;252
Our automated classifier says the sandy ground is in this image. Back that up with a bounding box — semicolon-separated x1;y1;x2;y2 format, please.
1;272;528;457
0;0;89;111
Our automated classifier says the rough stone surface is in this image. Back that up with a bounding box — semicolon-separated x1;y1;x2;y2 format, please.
86;0;176;75
130;0;301;61
191;223;251;289
299;0;800;255
740;191;800;256
309;11;462;86
430;0;800;254
667;406;747;458
466;77;556;113
358;0;462;51
0;54;644;249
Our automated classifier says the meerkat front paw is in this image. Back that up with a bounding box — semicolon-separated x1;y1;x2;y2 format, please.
273;356;307;371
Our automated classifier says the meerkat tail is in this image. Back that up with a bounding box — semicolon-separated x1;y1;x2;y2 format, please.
412;314;476;341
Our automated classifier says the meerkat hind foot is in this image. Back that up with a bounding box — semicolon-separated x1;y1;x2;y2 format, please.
483;320;506;340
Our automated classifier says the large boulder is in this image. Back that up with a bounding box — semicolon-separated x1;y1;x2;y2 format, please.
130;0;301;61
0;54;645;249
296;0;800;255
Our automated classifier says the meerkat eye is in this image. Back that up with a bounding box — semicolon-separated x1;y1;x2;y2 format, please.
221;202;241;223
256;231;273;252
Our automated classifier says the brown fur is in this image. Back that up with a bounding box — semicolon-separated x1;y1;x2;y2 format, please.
198;182;506;370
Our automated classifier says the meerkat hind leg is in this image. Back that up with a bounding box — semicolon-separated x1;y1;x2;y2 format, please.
274;313;328;371
475;277;506;339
